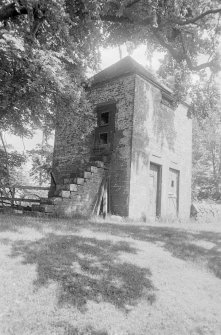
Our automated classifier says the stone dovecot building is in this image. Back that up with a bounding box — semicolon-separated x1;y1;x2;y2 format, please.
50;56;192;220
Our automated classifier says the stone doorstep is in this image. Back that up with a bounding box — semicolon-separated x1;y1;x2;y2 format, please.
70;184;78;192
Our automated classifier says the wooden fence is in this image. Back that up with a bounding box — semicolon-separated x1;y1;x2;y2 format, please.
0;185;50;207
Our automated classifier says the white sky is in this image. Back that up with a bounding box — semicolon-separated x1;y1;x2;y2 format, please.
4;45;164;153
100;44;164;70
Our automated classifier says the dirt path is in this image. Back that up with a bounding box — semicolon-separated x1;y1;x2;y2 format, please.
0;218;221;335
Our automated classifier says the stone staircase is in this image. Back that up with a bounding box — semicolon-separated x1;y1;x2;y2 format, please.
41;160;108;217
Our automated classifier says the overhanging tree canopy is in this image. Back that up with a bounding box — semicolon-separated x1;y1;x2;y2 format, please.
1;0;221;134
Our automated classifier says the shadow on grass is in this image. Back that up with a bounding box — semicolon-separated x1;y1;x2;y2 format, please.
2;213;221;280
10;233;155;311
0;213;50;232
0;213;85;233
54;322;108;335
87;222;221;279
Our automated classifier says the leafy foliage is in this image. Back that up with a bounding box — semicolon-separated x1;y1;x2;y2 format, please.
28;142;53;185
192;81;221;200
1;1;221;201
0;0;102;137
0;146;26;187
0;0;221;131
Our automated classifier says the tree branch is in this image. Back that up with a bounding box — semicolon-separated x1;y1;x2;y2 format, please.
30;7;46;38
0;2;46;39
173;8;221;26
125;0;141;8
180;32;215;70
0;131;10;185
1;1;219;72
152;29;181;60
153;29;215;71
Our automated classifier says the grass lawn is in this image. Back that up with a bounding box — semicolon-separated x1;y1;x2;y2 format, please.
0;214;221;335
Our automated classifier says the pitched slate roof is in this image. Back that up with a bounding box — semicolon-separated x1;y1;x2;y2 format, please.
91;56;173;97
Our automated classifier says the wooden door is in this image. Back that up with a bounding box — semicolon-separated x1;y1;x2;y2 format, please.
168;168;179;216
149;163;161;217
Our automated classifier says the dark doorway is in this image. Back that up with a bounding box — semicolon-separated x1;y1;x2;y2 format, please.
149;163;161;217
168;168;179;216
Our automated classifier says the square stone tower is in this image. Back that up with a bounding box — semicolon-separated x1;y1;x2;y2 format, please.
51;56;192;219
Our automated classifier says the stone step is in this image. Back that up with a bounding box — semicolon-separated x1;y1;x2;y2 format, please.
86;166;98;173
73;177;85;185
94;160;104;168
69;184;78;192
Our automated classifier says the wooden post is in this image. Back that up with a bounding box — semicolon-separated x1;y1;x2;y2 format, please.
11;187;15;207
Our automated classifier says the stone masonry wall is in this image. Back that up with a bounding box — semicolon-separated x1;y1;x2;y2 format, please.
88;74;135;216
52;100;95;185
51;69;192;219
129;75;192;219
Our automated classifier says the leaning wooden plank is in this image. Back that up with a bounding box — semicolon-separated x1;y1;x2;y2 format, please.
92;178;105;216
102;181;108;218
96;182;105;216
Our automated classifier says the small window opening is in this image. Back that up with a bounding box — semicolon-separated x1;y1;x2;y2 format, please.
99;133;108;144
100;112;109;126
171;180;174;187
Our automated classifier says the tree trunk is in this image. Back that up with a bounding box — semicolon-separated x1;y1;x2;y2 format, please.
0;132;10;184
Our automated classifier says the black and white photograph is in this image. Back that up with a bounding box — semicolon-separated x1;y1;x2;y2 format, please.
0;1;221;334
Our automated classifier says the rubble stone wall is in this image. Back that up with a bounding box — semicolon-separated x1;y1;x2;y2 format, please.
88;74;135;216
